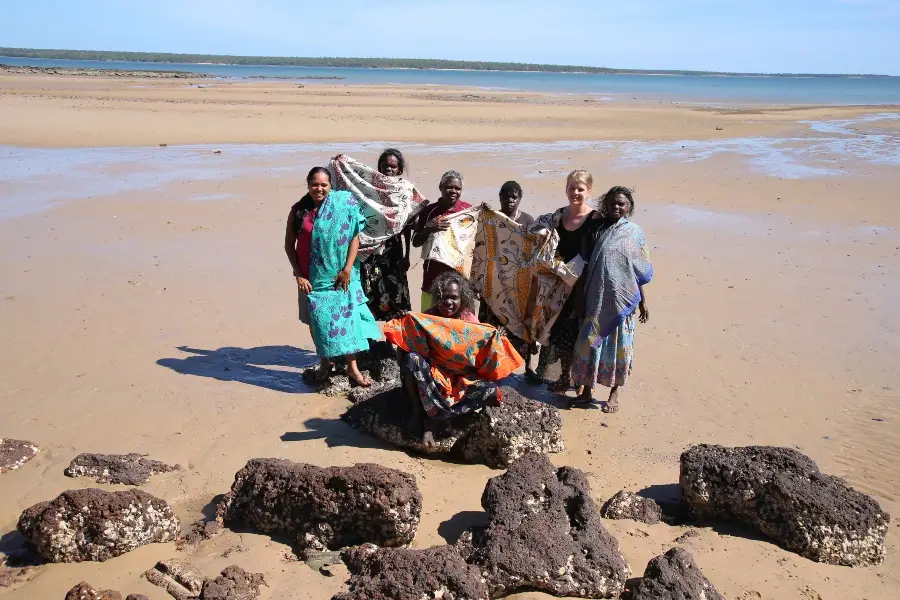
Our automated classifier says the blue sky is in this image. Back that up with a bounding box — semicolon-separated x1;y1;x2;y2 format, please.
2;0;899;74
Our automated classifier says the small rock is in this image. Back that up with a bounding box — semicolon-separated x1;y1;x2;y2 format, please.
201;565;266;600
674;530;701;543
0;566;36;588
177;520;223;551
343;386;564;468
333;544;489;600
601;490;663;525
143;559;206;600
457;453;630;598
212;150;222;155
126;596;150;600
218;458;422;556
64;582;124;600
630;548;725;600
680;444;891;566
18;489;180;562
64;452;180;485
0;438;39;473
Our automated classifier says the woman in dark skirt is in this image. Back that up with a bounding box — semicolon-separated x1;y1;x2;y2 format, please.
360;149;418;320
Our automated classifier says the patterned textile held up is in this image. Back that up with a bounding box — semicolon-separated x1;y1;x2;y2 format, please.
306;190;382;358
471;207;585;345
329;154;428;260
420;207;480;277
571;217;652;386
384;313;523;407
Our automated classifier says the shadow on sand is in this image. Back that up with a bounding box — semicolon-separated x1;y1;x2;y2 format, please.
157;345;319;393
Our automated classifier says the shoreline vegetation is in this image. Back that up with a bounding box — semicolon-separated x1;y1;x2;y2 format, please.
1;47;894;78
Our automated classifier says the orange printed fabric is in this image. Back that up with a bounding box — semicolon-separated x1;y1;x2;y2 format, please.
383;313;524;404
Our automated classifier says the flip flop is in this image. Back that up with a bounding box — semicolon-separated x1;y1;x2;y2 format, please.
601;403;620;413
568;398;599;409
349;375;374;388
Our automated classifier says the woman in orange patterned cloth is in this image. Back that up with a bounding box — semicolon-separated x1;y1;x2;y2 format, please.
383;271;524;442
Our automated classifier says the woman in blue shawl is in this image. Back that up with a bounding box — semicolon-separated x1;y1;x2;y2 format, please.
570;187;652;412
284;167;381;386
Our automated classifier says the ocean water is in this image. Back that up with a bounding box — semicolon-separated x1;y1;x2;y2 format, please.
3;56;900;105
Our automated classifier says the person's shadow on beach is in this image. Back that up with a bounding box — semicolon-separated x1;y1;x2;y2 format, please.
157;345;319;393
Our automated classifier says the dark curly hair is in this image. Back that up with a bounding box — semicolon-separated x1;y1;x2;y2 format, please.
499;180;522;199
428;271;477;315
599;185;635;217
377;148;405;176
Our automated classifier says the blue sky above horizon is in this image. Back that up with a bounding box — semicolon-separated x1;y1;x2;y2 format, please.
2;0;899;75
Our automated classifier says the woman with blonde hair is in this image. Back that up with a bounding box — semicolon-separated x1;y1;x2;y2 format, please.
531;170;604;393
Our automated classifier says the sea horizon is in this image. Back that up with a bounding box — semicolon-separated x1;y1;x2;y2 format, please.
5;55;900;105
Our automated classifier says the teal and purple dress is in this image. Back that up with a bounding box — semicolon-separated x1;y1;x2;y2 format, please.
306;190;381;358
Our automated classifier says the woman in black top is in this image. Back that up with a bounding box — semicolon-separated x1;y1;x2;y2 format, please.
533;170;602;393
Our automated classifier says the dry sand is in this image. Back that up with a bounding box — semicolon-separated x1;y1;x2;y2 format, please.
1;74;899;599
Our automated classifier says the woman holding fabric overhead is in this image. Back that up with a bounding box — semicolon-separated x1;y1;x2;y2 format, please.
570;186;652;412
284;166;381;387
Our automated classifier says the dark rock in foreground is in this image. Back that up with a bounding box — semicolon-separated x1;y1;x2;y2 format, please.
680;444;890;566
457;453;630;598
333;544;488;600
342;386;564;468
601;491;663;525
18;489;180;563
64;452;180;485
0;438;39;473
218;458;421;556
629;548;724;600
144;561;265;600
143;559;206;600
63;582;124;599
201;566;266;600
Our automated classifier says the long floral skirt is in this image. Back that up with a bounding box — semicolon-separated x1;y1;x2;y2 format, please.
361;235;412;321
573;312;636;388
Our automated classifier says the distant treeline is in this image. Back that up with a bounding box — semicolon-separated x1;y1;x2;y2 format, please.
0;48;890;78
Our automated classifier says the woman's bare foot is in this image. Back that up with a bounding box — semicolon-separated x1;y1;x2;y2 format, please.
347;358;373;387
602;386;620;413
569;385;597;408
421;430;437;449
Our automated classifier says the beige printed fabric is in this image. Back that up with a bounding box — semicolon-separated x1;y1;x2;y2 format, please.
329;154;428;260
471;206;584;344
420;207;481;277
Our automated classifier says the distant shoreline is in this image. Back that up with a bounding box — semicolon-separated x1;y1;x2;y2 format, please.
0;47;894;79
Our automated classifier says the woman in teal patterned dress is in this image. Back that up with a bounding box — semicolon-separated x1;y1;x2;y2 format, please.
285;167;381;386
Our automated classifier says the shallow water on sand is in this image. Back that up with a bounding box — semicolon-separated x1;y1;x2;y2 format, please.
2;113;898;219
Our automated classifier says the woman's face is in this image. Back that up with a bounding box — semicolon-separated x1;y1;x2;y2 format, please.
380;155;401;176
566;180;591;206
605;193;631;219
437;283;462;317
308;172;331;203
439;178;462;205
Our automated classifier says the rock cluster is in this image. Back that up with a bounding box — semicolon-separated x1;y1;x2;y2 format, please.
457;453;630;598
144;560;265;600
342;386;564;468
629;548;724;600
64;452;181;485
0;64;211;78
0;438;39;473
218;458;422;556
680;444;891;566
333;544;489;600
600;491;663;525
18;489;180;562
63;581;149;599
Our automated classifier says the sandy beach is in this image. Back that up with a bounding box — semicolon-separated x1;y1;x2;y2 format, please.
1;73;899;599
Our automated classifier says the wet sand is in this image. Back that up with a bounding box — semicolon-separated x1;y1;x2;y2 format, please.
1;75;899;599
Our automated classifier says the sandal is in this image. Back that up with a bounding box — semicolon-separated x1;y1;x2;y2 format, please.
568;397;599;409
601;402;620;413
349;374;374;388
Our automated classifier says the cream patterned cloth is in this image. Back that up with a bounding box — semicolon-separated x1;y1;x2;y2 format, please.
420;206;481;277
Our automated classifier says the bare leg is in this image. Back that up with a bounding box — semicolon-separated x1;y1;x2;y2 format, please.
602;386;620;413
346;354;373;387
403;370;425;438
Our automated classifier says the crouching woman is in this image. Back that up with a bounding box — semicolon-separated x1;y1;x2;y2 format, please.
383;272;523;443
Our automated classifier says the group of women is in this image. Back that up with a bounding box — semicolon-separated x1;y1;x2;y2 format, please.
284;149;652;437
